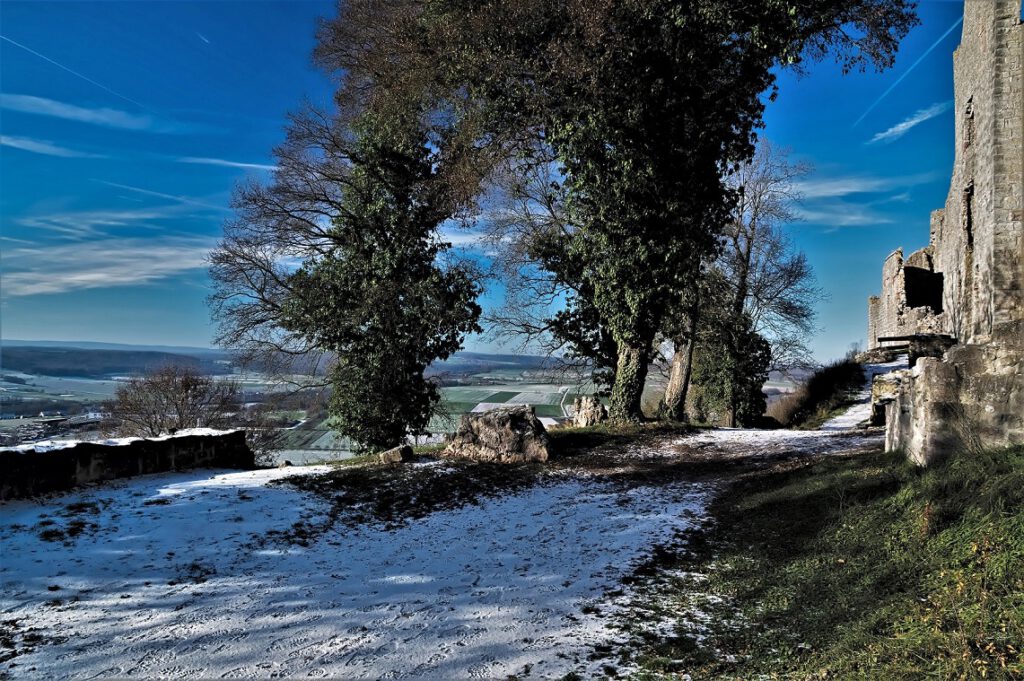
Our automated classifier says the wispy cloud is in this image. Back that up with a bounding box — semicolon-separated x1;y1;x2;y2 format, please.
439;226;500;253
791;170;941;231
794;171;938;199
95;180;229;211
868;101;952;144
1;93;153;130
2;237;214;296
795;206;894;228
0;134;105;158
16;206;189;240
178;156;277;171
0;93;203;134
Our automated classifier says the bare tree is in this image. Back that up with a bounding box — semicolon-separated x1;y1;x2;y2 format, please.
482;153;621;391
207;109;354;387
721;141;820;372
106;366;239;437
661;142;821;421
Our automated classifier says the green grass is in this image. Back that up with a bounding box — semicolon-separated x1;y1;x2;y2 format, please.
624;446;1024;679
532;404;565;418
482;391;521;403
440;387;508;403
412;442;445;456
547;420;696;457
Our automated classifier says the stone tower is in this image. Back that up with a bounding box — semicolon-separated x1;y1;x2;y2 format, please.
868;0;1023;464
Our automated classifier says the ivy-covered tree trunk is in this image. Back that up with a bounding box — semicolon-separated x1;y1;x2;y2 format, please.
609;341;648;422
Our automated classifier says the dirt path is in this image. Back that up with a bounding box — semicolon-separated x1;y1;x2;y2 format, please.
0;361;905;679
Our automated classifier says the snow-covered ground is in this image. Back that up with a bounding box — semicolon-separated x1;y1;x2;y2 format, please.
672;426;880;460
0;358;908;678
819;355;908;431
0;466;707;679
660;356;907;459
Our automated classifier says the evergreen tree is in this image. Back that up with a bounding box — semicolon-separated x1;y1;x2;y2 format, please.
279;115;481;452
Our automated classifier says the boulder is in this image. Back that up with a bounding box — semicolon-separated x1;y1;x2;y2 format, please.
572;395;608;427
379;444;415;464
442;406;550;463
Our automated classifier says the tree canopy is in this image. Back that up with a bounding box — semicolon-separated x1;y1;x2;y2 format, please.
212;0;918;438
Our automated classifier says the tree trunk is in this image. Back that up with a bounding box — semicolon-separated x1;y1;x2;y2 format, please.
608;342;648;422
661;304;700;421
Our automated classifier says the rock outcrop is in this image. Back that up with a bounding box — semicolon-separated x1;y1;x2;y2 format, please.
379;444;415;464
442;406;550;463
867;0;1024;464
572;396;608;427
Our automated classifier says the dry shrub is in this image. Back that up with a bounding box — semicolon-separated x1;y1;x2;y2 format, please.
766;359;864;428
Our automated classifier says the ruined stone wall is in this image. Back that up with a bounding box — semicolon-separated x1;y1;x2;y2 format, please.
866;247;946;349
991;1;1024;342
882;0;1024;464
0;430;254;500
926;0;1024;344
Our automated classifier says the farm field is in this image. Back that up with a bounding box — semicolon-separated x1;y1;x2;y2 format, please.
1;373;120;404
274;382;590;463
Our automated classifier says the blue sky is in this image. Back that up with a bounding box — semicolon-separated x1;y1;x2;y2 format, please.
1;0;966;361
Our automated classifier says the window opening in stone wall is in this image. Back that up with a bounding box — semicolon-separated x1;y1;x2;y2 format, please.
904;267;944;313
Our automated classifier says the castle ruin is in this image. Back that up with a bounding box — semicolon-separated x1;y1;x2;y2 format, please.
867;0;1023;464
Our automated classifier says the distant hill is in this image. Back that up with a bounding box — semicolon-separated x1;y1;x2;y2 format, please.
2;339;228;358
429;352;553;377
0;346;232;379
0;340;555;381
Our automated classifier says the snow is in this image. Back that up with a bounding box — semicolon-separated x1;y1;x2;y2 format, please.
0;359;910;678
819;356;908;431
0;465;707;679
1;428;240;454
669;426;881;460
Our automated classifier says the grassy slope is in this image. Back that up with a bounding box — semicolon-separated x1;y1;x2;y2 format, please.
769;359;865;429
627;446;1024;680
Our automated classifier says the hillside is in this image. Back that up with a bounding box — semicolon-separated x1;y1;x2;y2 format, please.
0;341;559;382
0;347;231;379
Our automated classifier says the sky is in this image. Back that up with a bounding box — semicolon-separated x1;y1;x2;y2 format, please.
0;0;969;361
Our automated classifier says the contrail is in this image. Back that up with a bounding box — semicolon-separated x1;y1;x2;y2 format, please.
854;15;963;127
0;34;149;110
96;180;230;212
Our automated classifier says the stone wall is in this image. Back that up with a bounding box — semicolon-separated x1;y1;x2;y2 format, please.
867;248;946;349
873;0;1024;464
0;430;254;500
